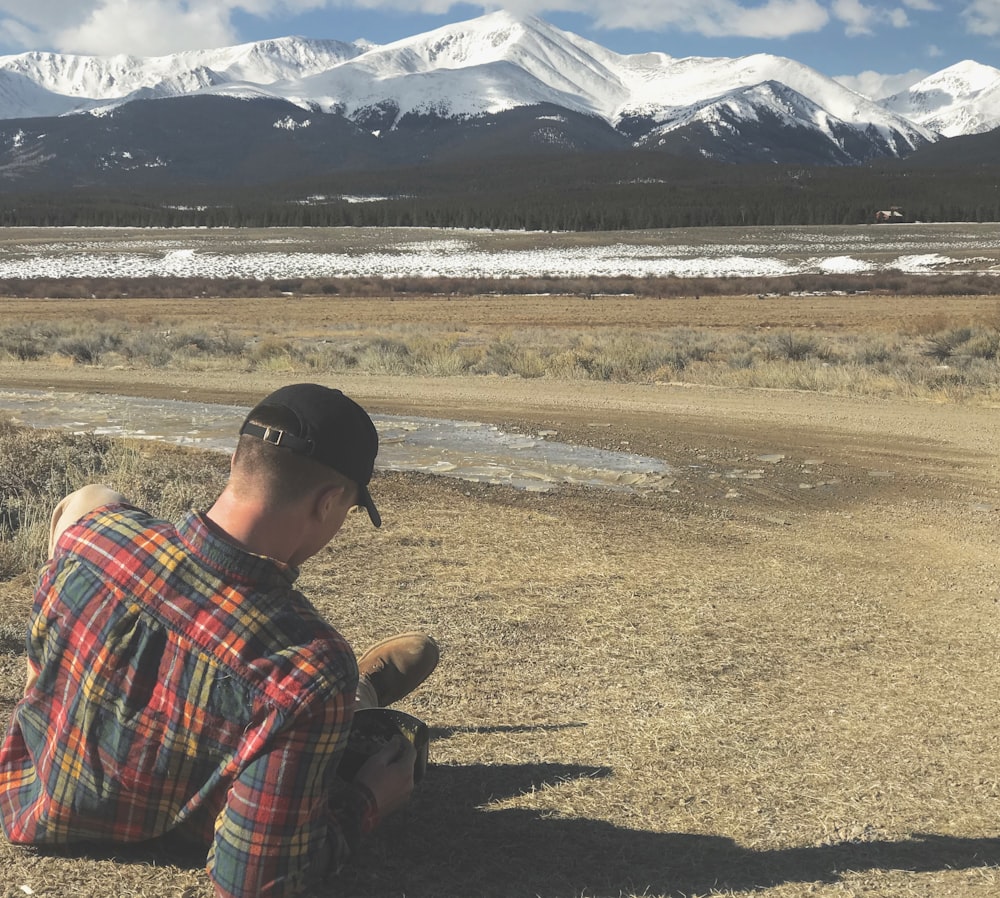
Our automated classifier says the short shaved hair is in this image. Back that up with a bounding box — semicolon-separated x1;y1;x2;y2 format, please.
231;406;358;507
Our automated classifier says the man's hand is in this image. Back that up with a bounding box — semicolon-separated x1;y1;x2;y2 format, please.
354;734;416;818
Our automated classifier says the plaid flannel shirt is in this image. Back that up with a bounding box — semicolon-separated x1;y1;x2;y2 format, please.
0;503;377;898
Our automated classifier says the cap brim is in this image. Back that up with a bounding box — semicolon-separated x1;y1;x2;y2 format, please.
359;485;381;528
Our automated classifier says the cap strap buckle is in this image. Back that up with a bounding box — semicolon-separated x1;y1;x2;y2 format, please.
261;425;283;446
241;421;315;456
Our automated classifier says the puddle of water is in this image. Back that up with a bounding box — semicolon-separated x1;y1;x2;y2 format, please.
0;388;676;494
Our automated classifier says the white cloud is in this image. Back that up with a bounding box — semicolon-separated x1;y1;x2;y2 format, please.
888;7;909;26
697;0;830;38
0;0;959;56
831;0;876;34
0;16;42;48
0;0;275;54
964;0;1000;36
0;1;71;46
831;0;913;36
0;0;836;54
834;67;928;98
524;0;831;39
55;0;241;55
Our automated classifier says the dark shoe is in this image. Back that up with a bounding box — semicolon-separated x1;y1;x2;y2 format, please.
357;632;439;707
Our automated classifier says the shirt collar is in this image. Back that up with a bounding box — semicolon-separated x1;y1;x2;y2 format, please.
177;511;300;587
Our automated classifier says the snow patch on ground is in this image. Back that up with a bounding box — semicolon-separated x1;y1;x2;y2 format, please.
0;225;997;281
817;255;872;273
893;253;953;272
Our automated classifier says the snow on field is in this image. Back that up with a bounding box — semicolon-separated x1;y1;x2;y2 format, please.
816;255;872;274
0;247;799;279
0;226;998;280
893;253;959;273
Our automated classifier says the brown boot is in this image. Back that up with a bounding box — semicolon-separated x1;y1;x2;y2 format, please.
357;632;440;707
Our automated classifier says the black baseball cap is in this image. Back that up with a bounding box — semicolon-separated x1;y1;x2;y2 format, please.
240;383;381;527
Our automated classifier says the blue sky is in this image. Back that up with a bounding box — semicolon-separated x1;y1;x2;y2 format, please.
1;1;998;97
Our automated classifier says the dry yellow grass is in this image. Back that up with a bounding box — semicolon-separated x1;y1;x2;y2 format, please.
3;291;999;334
5;292;1000;401
1;292;999;897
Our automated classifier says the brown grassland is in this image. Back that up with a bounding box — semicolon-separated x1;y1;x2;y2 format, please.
0;290;999;897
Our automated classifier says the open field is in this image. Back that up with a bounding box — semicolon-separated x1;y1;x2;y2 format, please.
3;291;1000;331
1;224;1000;279
2;290;1000;401
1;288;999;897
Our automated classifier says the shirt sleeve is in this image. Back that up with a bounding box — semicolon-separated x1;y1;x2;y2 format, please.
207;690;375;898
25;560;59;690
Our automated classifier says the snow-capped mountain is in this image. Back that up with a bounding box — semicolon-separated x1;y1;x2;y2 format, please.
0;36;365;118
0;13;934;148
880;60;1000;138
0;10;995;189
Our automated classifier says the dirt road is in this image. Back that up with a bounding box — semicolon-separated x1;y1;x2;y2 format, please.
3;361;997;511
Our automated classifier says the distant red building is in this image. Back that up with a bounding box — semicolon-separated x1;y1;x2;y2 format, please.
874;207;905;223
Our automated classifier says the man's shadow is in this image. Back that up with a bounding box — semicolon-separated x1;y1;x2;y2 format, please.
329;731;1000;898
20;723;1000;897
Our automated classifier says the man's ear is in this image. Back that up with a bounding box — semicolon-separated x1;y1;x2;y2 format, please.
314;483;348;521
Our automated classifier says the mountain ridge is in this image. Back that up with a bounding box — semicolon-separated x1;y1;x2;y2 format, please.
0;10;997;191
0;12;963;139
881;60;1000;137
